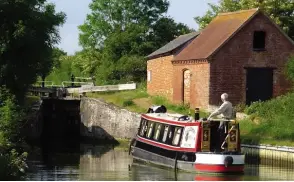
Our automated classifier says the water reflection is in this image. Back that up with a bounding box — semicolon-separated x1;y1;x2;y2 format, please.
26;142;294;181
78;144;132;181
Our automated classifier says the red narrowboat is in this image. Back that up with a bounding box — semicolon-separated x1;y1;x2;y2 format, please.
129;105;245;173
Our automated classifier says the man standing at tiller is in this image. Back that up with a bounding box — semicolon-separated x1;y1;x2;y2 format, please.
208;93;234;151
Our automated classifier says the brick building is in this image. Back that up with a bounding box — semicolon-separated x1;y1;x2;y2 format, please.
147;8;294;111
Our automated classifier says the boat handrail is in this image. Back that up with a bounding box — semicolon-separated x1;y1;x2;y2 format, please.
165;113;193;122
145;113;193;122
202;119;237;123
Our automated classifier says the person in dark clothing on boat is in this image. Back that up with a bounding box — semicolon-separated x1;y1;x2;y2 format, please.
207;93;234;152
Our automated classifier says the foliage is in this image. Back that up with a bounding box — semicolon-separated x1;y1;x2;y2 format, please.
51;47;67;70
195;0;294;40
77;0;193;84
0;88;28;180
122;100;135;107
234;103;246;112
148;17;194;50
241;92;294;142
79;0;170;49
286;55;294;82
0;0;66;102
46;55;84;85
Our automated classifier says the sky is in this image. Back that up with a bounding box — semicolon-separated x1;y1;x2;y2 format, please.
48;0;219;55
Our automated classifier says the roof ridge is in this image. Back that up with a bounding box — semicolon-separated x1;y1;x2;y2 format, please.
146;31;200;59
218;8;259;16
178;31;199;37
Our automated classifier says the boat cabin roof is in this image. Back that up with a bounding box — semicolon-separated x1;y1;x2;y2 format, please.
143;113;194;123
142;113;236;125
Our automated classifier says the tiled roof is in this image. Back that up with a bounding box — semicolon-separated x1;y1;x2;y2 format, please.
174;8;259;61
146;32;200;59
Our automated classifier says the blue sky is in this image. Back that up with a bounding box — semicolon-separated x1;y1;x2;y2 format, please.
48;0;219;55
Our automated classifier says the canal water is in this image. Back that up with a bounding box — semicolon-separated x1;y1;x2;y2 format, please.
25;141;294;181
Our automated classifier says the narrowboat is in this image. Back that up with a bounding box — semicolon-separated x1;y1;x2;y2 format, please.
129;105;245;173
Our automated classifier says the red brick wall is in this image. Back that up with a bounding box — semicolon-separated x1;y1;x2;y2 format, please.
147;55;174;100
209;12;294;108
172;61;210;109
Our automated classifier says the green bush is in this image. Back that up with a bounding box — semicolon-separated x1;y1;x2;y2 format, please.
123;100;135;107
243;92;294;141
286;55;294;82
234;103;246;112
0;88;28;180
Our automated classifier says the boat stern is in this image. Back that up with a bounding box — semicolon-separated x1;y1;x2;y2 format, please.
194;153;245;173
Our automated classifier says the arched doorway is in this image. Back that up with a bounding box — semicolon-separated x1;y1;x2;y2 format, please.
183;69;191;105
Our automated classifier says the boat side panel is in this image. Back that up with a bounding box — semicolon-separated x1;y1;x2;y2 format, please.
132;146;196;172
132;147;176;168
141;114;200;127
195;153;245;165
132;147;244;173
196;124;202;151
136;135;196;152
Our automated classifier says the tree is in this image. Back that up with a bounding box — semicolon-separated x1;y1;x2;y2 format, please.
286;55;294;83
78;0;193;84
0;0;66;102
194;0;294;40
149;17;194;49
79;0;170;49
51;47;67;69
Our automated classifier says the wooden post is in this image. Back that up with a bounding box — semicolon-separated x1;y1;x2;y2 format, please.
71;74;75;87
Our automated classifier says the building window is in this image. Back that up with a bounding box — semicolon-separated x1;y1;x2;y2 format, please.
147;70;151;82
253;31;266;50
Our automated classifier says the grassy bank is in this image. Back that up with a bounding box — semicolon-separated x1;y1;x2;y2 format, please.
85;83;209;117
239;92;294;146
83;84;294;147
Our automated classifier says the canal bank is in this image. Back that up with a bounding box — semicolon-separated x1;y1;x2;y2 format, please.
79;97;294;161
25;97;294;161
22;96;294;180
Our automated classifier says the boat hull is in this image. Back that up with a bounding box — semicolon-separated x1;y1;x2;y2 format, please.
131;146;245;174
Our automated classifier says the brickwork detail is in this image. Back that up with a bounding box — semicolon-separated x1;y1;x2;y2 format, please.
209;13;294;108
147;12;294;111
172;62;210;109
147;55;174;101
183;69;191;104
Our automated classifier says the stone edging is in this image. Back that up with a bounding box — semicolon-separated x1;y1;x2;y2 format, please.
241;144;294;153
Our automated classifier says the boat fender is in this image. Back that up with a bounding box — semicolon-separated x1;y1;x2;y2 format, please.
128;138;136;155
224;156;233;167
178;115;190;121
181;154;188;161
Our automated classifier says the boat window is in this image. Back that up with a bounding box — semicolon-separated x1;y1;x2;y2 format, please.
153;123;162;141
139;119;148;137
172;127;183;146
166;125;175;145
146;121;155;138
162;125;169;142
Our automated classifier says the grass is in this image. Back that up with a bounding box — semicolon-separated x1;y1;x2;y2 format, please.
83;83;209;118
238;92;294;147
83;83;294;147
27;81;294;147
